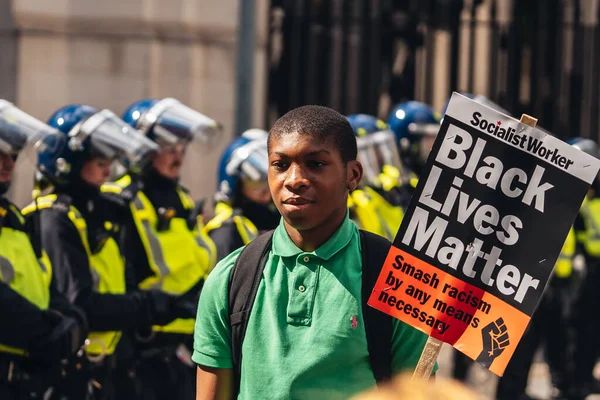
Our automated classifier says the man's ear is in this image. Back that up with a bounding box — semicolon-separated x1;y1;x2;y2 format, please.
347;160;363;191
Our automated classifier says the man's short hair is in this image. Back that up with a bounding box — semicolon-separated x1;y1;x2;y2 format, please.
268;105;358;163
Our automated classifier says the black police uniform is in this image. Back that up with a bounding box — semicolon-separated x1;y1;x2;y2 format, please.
118;168;206;400
207;195;280;263
0;197;87;400
32;182;176;400
495;278;572;400
568;212;600;399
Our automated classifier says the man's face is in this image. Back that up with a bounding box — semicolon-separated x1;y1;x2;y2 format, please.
152;144;185;180
268;132;362;231
81;157;112;187
0;153;16;183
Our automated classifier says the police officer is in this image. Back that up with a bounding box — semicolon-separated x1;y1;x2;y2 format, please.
347;113;418;209
0;100;88;400
567;138;600;399
24;104;183;399
495;228;576;400
344;114;406;241
108;98;220;399
205;129;279;262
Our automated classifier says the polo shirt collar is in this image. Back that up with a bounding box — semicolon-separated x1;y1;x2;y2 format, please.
272;211;354;260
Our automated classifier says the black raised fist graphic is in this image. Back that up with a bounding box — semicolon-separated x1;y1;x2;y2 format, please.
476;318;510;368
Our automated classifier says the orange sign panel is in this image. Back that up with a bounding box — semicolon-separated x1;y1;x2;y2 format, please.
368;247;530;376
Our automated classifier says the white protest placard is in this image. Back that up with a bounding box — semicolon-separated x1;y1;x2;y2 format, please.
369;92;600;376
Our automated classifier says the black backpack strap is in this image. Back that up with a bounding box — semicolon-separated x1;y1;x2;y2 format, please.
360;229;394;384
228;230;274;397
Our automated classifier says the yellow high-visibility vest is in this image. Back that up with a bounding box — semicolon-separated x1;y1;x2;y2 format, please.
203;202;259;246
577;197;600;257
349;187;404;241
103;175;216;334
22;195;124;356
555;227;575;278
0;203;51;356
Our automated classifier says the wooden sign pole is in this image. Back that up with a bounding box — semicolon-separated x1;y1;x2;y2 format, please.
411;113;538;382
412;336;444;381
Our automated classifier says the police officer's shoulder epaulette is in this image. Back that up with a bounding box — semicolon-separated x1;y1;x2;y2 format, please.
176;185;196;211
100;182;123;195
204;202;235;232
0;198;26;230
231;207;245;218
52;194;73;213
1;198;20;216
120;180;142;203
102;179;142;203
0;196;9;211
22;194;72;215
101;191;128;210
178;184;191;194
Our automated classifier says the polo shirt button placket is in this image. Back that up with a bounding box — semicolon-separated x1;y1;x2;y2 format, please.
298;256;311;293
286;254;319;326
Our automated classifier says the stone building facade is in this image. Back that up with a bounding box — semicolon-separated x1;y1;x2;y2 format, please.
1;0;268;207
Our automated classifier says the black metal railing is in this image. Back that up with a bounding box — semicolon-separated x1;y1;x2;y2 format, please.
266;0;600;142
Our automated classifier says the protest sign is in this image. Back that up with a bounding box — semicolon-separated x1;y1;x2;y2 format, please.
368;92;600;376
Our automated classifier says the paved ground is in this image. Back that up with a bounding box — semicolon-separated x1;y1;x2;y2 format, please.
437;345;600;400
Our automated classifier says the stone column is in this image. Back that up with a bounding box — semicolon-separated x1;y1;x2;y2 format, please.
0;0;17;102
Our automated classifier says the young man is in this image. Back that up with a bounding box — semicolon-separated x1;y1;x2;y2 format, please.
194;105;432;399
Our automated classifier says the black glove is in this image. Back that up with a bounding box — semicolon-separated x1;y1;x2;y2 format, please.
50;299;89;337
28;309;86;362
172;298;197;320
143;290;178;327
68;305;89;335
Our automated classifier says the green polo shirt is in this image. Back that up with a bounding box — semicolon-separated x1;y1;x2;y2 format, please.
193;213;432;399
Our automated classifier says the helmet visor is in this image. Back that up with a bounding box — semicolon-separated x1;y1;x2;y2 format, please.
408;122;440;137
140;98;222;147
368;130;404;173
0;100;58;156
77;110;159;173
226;139;269;183
356;135;381;187
571;139;600;159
